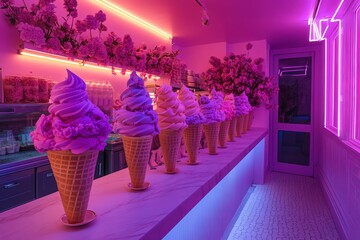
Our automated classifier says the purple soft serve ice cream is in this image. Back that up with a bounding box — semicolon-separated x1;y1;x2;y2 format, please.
234;96;242;116
156;84;187;131
177;85;204;125
199;95;217;124
240;92;252;114
210;88;226;122
112;71;159;137
31;69;111;154
223;94;235;121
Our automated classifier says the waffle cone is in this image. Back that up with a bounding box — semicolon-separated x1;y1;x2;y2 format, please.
183;124;203;164
247;111;254;130
47;150;98;224
219;120;230;148
240;114;246;133
228;118;236;142
203;122;220;155
243;114;250;133
236;116;242;137
122;135;153;188
159;129;182;173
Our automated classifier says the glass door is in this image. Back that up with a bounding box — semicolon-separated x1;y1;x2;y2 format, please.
271;52;314;176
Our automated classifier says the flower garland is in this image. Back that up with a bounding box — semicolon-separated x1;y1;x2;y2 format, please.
0;0;186;79
202;43;278;108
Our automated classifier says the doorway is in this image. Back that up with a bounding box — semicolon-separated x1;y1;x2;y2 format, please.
270;51;314;176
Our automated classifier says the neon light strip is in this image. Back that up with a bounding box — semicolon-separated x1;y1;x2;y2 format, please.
354;7;359;140
336;19;341;136
330;0;344;136
94;0;172;40
324;38;328;127
319;19;329;39
19;48;160;80
308;18;321;42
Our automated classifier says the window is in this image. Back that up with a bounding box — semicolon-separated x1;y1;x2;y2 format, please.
325;23;341;136
352;7;360;143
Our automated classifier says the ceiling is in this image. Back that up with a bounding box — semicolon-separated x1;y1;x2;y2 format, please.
109;0;319;49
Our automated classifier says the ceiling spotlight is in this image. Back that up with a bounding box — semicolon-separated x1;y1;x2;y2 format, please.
201;8;209;26
195;0;209;26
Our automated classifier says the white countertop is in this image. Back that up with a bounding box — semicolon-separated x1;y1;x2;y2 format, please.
0;128;268;240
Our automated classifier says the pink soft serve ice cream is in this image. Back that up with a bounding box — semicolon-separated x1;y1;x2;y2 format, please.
223;94;235;121
30;69;111;154
177;85;204;125
156;84;187;131
112;71;159;137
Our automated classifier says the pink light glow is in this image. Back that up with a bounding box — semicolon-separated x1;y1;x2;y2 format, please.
18;48;160;80
93;0;172;40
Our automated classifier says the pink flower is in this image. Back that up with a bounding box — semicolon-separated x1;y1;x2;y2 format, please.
95;10;106;22
246;43;253;50
85;15;99;30
17;22;45;47
75;20;87;34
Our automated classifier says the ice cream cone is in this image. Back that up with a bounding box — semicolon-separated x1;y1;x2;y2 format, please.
47;150;98;224
241;114;247;133
219;120;230;148
159;129;182;173
236;116;242;137
122;135;153;188
228;118;236;142
183;124;203;164
247;110;254;130
202;122;220;155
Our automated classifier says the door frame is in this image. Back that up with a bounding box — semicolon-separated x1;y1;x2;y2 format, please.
269;47;318;176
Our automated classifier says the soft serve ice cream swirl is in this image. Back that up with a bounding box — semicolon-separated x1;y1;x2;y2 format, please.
156;84;187;131
234;96;242;116
223;94;235;120
210;88;226;122
240;92;252;114
31;69;111;154
199;95;217;124
177;85;204;125
112;71;159;137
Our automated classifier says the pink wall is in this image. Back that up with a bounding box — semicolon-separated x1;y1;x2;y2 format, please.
227;40;270;74
0;0;171;96
179;40;270;129
177;42;227;73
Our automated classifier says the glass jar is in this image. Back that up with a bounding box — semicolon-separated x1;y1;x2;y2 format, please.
4;76;23;103
38;78;49;103
22;76;39;103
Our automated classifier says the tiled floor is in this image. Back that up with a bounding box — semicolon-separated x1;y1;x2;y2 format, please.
226;172;340;240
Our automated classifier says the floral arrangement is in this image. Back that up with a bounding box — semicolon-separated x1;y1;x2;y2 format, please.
0;0;186;79
201;43;278;108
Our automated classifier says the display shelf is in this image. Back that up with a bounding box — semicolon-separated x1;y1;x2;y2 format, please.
0;150;48;175
0;128;268;240
0;103;49;118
